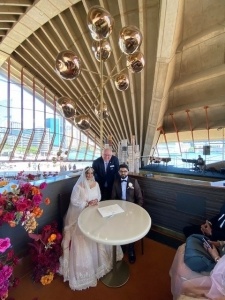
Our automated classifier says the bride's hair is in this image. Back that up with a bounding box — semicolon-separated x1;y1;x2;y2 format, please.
84;166;94;174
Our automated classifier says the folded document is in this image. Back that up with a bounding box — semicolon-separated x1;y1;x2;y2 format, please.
98;204;124;217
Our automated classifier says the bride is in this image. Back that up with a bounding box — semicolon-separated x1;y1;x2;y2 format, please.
58;166;123;290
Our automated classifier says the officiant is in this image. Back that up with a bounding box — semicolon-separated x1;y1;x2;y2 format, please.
92;148;119;200
111;163;144;264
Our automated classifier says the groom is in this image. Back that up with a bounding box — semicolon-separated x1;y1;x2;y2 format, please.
111;163;143;263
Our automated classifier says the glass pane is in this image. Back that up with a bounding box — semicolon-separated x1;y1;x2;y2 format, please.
37;130;50;160
69;127;80;160
77;141;87;160
94;147;101;159
86;139;95;160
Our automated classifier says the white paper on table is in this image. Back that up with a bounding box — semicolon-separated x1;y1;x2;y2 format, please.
98;204;124;217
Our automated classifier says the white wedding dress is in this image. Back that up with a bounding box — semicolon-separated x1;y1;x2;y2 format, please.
58;177;123;291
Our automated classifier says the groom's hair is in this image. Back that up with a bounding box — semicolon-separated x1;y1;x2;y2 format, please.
119;163;129;171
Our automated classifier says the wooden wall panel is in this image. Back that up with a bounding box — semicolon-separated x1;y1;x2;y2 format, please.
131;175;225;239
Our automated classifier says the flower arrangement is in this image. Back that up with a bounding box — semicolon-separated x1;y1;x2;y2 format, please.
0;182;50;233
0;237;19;300
127;182;134;189
28;222;62;285
15;171;36;182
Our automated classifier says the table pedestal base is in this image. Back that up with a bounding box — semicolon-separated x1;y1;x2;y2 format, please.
101;260;129;287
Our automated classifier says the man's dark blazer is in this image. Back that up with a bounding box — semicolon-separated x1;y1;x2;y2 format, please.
111;177;143;206
92;155;119;196
209;203;225;240
183;203;225;240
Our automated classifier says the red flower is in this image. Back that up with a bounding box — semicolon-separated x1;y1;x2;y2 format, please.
2;212;15;222
15;200;29;212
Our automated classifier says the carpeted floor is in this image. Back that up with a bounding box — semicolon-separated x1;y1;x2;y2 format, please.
8;237;176;300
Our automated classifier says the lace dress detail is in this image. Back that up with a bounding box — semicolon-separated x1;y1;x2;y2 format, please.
58;178;123;291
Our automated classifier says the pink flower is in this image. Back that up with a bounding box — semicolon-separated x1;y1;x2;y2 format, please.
0;237;19;297
0;281;8;298
32;194;42;206
0;238;11;253
39;182;47;189
1;265;13;280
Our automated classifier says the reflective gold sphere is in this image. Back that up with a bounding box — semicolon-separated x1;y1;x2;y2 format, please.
57;96;77;119
114;73;129;91
87;6;114;40
92;40;111;62
95;102;109;119
119;26;142;55
126;51;145;73
55;50;81;80
74;114;91;131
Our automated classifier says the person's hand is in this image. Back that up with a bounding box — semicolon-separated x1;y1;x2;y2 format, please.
203;243;220;261
88;199;98;206
201;220;212;236
209;241;220;248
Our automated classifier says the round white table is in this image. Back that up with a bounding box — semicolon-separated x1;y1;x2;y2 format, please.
78;200;151;287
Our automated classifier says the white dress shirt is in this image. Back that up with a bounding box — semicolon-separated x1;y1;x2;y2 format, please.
121;176;128;200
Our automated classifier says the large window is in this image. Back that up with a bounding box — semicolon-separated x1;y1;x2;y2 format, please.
156;129;225;167
0;60;100;163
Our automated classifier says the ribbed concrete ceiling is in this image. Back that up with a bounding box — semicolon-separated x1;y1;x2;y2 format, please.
0;0;225;156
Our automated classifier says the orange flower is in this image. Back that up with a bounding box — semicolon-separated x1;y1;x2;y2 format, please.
32;207;43;218
0;181;8;187
8;221;16;227
40;272;54;285
48;234;56;243
44;198;50;205
31;186;41;195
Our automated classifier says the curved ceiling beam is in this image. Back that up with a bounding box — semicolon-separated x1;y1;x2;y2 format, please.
0;0;80;65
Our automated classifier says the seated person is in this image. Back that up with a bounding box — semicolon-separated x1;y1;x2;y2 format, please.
59;167;123;291
111;163;143;264
194;155;205;171
170;236;225;299
184;234;224;273
183;203;225;240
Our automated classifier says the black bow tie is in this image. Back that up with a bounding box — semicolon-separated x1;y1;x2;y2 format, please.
121;180;127;182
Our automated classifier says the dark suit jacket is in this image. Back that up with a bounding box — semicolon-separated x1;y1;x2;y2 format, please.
92;155;119;195
209;203;225;240
111;177;143;206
